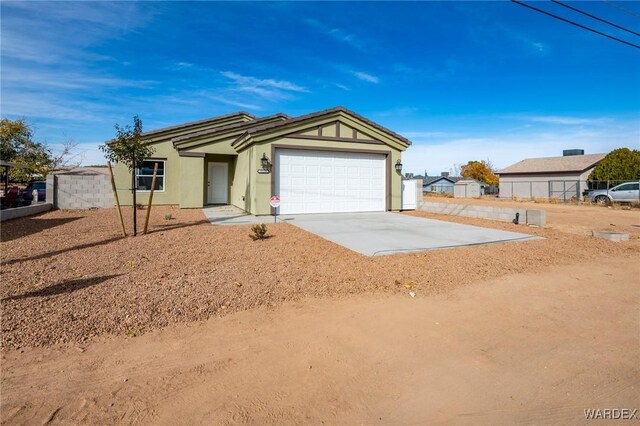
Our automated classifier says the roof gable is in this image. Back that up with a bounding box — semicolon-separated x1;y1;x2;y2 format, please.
498;153;606;175
232;106;412;152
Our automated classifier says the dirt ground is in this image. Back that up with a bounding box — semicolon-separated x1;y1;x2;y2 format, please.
1;204;639;424
423;194;640;237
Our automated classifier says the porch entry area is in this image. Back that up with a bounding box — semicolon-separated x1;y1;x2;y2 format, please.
207;162;228;204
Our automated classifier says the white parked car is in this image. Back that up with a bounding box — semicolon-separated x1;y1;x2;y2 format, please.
588;182;640;204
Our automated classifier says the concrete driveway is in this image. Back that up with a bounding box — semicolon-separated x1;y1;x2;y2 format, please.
281;212;539;256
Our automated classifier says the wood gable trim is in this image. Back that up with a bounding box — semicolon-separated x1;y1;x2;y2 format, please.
233;110;410;152
284;134;385;145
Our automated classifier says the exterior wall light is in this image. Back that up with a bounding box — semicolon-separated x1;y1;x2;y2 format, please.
395;159;403;174
258;153;271;174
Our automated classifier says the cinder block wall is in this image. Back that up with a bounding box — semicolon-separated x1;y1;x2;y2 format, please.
419;201;545;226
47;174;113;209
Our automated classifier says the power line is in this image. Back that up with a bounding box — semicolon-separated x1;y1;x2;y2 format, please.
511;0;640;49
552;0;640;37
602;0;640;20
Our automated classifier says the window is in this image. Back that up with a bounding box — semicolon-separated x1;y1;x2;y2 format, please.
136;160;165;191
614;183;637;191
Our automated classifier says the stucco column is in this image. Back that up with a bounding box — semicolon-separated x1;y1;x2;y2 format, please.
179;155;205;208
391;151;402;211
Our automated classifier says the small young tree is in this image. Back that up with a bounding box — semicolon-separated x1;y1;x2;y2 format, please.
99;115;154;236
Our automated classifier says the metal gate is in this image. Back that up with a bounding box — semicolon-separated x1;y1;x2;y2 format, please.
548;180;579;202
402;179;417;210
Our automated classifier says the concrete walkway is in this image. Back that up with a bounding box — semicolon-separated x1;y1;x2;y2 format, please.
202;205;274;225
281;212;540;256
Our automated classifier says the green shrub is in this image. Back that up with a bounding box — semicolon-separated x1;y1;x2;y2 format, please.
164;213;173;220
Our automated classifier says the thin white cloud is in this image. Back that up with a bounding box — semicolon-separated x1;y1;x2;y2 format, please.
392;63;418;74
373;107;418;118
205;95;262;111
1;0;158;128
401;131;456;138
525;115;609;126
304;19;365;50
353;71;379;84
170;62;194;70
531;42;546;53
328;28;360;48
221;71;308;93
1;91;106;122
3;68;157;90
1;2;154;65
219;71;309;103
335;83;350;91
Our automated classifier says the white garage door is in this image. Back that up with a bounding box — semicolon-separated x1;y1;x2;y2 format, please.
275;149;386;214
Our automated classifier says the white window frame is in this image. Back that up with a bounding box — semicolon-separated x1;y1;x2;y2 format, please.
135;159;166;192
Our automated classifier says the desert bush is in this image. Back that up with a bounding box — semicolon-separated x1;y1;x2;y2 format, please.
423;192;453;199
164;213;174;220
249;224;268;240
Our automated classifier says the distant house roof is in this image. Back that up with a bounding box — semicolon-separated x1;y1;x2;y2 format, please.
455;178;485;186
423;176;461;186
498;153;606;175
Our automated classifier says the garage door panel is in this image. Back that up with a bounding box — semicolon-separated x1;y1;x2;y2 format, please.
275;149;386;214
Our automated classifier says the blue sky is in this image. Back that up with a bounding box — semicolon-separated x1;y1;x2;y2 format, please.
2;1;639;175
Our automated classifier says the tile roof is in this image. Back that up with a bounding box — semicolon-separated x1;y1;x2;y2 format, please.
172;113;289;145
498;153;606;174
141;111;256;137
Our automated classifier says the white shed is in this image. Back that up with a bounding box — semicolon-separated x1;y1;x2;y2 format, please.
454;179;484;198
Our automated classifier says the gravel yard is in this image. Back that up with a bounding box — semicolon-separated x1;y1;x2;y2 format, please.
422;194;640;237
2;206;639;350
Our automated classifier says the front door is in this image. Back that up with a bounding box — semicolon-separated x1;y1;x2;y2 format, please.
207;162;228;204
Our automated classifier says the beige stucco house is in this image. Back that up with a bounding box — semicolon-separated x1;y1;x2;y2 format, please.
497;152;605;200
112;107;412;215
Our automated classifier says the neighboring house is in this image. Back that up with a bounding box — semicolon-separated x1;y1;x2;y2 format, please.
111;106;411;215
498;151;605;200
423;175;461;194
454;179;485;198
